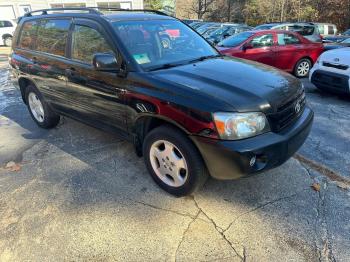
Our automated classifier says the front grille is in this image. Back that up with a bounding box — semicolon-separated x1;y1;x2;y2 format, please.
311;70;349;92
268;89;306;132
323;62;349;70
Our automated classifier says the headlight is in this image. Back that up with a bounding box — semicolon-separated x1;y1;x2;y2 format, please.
213;112;270;140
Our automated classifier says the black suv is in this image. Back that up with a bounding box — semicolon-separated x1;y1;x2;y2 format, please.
10;8;314;196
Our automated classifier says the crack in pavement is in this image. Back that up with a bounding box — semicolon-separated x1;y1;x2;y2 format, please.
133;200;198;220
173;209;200;262
316;181;336;262
298;159;336;262
192;196;245;261
223;188;310;234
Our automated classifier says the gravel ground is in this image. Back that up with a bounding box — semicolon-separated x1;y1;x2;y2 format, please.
0;51;349;262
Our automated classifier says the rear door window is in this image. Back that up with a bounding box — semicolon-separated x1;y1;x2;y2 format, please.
36;19;70;56
250;34;274;48
277;33;301;45
71;25;113;64
18;20;39;49
4;20;13;27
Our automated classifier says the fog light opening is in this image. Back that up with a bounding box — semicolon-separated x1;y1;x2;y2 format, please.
249;155;256;167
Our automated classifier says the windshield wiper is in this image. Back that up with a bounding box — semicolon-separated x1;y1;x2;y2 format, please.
188;54;222;64
148;62;184;71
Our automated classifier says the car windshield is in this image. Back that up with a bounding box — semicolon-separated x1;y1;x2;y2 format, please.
289;25;315;36
217;32;253;47
111;20;218;71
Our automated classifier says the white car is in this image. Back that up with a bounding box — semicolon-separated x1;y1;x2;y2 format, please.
0;20;16;46
310;48;350;94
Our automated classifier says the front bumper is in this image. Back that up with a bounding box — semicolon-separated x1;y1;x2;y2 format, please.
310;69;350;94
190;106;314;180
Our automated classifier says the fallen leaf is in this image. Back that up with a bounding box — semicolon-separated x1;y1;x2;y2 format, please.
5;161;16;168
5;161;21;172
336;182;350;191
311;183;321;192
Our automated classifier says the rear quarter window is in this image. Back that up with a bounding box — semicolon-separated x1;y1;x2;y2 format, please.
36;19;70;56
318;25;324;34
328;25;335;35
0;21;13;27
18;20;40;49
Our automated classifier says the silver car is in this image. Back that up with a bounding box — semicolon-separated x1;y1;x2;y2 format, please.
254;22;322;43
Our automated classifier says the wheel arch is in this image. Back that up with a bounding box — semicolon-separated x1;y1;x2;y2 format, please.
18;77;36;104
132;115;190;157
293;56;313;76
2;33;12;39
297;56;313;65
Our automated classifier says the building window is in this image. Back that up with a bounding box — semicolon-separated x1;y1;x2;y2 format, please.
97;2;132;9
19;5;31;16
51;3;87;8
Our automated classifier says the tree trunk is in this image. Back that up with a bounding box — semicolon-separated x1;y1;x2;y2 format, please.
280;0;286;22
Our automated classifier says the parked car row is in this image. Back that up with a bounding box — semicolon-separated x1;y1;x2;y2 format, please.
187;19;350;79
254;22;323;43
216;30;324;77
188;21;253;45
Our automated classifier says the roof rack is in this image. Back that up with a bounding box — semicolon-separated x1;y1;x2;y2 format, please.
23;7;100;17
23;7;169;17
94;7;169;16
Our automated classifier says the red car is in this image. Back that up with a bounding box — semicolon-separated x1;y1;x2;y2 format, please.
217;30;324;77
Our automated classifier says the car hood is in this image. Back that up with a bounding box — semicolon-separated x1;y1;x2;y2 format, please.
321;47;350;64
151;56;303;113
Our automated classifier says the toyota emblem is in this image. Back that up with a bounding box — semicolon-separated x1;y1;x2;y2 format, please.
334;58;340;62
295;101;301;113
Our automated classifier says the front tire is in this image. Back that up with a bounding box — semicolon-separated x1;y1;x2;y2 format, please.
3;36;12;47
143;125;208;196
294;58;312;78
25;85;60;129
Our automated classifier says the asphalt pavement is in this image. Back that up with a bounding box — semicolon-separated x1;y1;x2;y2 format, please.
0;50;349;262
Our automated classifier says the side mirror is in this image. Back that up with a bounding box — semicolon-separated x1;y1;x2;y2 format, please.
93;53;119;72
242;43;253;51
223;34;230;38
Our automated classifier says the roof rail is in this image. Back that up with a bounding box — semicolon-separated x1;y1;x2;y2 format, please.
23;7;169;18
94;7;169;16
23;7;101;17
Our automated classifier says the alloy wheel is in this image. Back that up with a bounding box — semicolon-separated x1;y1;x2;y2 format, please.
149;140;188;187
28;92;45;123
297;61;310;77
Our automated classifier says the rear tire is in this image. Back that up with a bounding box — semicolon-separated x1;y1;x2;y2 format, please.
3;36;12;47
294;58;312;78
143;125;208;196
25;85;60;129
